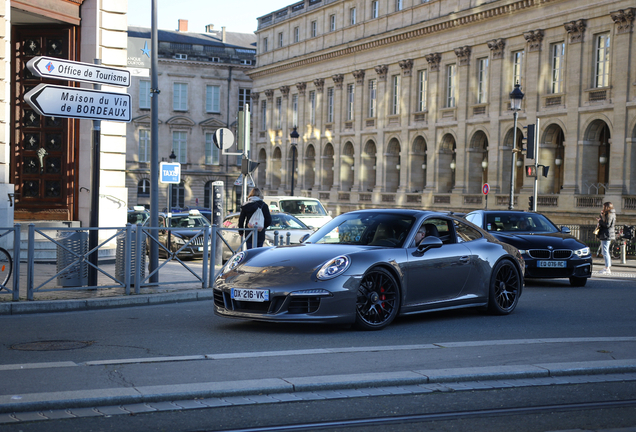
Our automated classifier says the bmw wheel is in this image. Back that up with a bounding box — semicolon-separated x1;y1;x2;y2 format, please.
354;267;400;330
487;260;520;315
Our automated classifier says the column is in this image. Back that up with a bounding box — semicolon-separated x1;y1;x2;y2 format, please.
452;46;471;194
424;53;441;194
562;19;586;195
609;9;635;195
351;69;366;192
398;59;413;194
373;65;388;193
487;38;508;194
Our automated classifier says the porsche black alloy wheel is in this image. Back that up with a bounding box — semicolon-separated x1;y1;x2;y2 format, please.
354;267;400;330
488;260;520;315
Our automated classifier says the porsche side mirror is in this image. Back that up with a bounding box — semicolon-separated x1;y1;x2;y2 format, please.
560;226;571;233
300;233;311;243
417;236;443;252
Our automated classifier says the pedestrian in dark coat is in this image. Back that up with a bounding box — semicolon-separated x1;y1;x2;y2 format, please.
238;187;272;249
597;201;616;275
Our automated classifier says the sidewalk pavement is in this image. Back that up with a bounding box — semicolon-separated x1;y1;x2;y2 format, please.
1;258;635;316
2;359;636;415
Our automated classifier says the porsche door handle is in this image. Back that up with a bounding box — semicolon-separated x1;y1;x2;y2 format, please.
459;256;470;264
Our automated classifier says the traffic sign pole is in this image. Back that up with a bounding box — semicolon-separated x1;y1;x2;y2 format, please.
483;183;490;210
88;59;102;287
533;118;540;212
149;0;160;283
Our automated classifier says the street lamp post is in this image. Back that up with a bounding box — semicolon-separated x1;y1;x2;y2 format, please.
508;83;525;210
168;149;176;212
290;126;299;196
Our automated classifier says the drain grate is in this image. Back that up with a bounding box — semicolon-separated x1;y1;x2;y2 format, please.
10;340;94;351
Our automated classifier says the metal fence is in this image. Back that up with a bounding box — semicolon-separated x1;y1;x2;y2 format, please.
564;224;636;256
3;222;628;302
0;224;265;301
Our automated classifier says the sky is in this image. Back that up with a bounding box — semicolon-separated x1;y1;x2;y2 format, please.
127;0;296;34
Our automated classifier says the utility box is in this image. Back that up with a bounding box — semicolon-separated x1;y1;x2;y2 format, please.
116;228;147;286
56;231;88;287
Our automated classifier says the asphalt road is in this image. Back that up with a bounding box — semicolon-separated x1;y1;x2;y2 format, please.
0;276;635;430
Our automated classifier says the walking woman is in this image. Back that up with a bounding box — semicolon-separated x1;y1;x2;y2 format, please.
597;201;616;275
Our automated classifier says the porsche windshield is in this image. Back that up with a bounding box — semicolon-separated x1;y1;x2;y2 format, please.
309;213;415;247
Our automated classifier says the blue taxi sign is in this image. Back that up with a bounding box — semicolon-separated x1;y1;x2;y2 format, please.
160;162;181;184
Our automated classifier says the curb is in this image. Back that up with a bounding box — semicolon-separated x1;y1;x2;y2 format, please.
0;290;214;315
1;359;635;414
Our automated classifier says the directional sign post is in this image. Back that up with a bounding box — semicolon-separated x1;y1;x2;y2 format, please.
27;56;131;87
25;84;131;122
24;57;132;286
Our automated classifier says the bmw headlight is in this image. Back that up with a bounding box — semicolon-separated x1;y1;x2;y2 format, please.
316;256;350;280
173;236;186;245
574;247;590;257
518;249;529;255
221;251;246;275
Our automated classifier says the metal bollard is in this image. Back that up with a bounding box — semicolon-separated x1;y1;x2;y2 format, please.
286;232;291;245
622;241;627;264
273;230;279;246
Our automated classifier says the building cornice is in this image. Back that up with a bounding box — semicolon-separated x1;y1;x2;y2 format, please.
249;0;555;79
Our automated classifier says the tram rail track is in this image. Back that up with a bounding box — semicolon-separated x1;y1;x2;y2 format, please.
211;399;636;432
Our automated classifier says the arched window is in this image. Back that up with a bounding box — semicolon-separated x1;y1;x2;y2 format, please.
137;179;150;197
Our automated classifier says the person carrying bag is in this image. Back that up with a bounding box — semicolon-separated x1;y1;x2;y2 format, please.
596;201;616;275
238;187;272;249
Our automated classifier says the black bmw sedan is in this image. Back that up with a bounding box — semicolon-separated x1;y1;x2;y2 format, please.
465;210;592;287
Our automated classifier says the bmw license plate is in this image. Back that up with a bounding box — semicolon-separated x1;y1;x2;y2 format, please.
231;288;269;302
538;260;566;268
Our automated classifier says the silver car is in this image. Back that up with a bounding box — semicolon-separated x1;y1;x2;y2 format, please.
220;212;314;261
214;209;524;330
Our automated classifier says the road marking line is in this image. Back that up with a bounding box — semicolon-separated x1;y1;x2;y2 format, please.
1;337;636;371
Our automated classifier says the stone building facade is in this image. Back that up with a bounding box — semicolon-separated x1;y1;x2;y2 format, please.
249;0;636;225
125;23;256;212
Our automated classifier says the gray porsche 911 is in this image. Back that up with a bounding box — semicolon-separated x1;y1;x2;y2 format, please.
213;209;524;330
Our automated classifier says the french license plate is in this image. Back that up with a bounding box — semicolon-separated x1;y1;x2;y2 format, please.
231;288;269;302
538;260;566;268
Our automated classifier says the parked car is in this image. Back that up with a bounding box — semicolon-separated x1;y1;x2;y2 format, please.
262;196;332;229
219;212;314;262
127;206;149;225
214;209;524;330
465;210;592;287
145;210;211;259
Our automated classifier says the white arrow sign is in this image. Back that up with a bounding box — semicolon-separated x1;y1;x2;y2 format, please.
25;84;132;122
27;56;131;87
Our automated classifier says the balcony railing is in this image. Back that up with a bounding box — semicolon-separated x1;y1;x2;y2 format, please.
576;196;604;208
538;196;558;207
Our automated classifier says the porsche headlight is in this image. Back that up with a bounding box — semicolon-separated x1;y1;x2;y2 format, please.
574;247;590;257
221;251;246;275
316;256;350;280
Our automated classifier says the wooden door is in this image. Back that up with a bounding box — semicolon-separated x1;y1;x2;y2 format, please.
12;26;79;221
